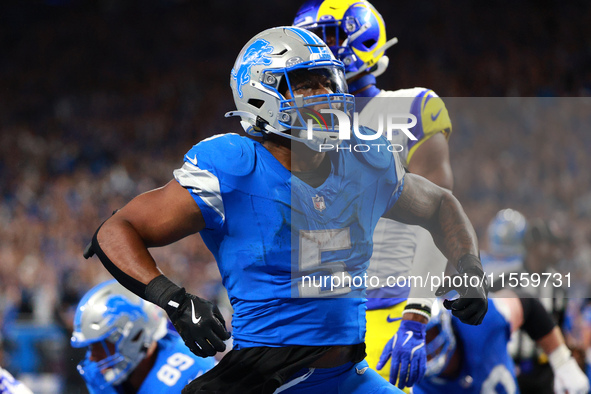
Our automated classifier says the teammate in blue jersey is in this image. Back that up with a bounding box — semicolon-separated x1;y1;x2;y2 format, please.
293;1;456;388
84;26;487;393
414;294;589;394
71;280;214;394
481;209;529;287
482;209;575;393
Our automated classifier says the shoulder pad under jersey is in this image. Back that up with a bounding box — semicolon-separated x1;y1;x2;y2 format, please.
186;133;256;177
380;87;452;164
415;88;452;140
381;87;452;139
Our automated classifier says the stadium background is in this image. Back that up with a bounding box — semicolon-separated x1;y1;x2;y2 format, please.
0;0;590;392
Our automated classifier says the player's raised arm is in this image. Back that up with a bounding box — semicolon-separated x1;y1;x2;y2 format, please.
85;179;230;358
384;173;488;325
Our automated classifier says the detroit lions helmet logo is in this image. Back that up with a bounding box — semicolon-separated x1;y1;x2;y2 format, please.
232;39;274;98
104;295;146;325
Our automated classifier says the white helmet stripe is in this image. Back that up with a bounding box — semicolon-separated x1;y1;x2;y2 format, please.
286;27;327;56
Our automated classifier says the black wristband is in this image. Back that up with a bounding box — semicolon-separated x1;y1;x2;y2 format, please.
519;296;556;340
145;275;187;316
87;223;148;298
457;254;484;276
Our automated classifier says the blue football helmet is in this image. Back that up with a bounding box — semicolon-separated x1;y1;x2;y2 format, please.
425;300;457;377
71;280;167;390
487;209;527;257
293;0;398;79
226;26;355;151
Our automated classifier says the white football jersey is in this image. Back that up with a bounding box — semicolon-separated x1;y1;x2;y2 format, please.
0;368;33;394
362;88;452;298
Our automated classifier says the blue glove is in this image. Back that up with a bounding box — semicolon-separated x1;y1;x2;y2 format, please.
376;320;427;389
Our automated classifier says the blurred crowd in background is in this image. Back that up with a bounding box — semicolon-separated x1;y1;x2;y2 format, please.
1;0;590;392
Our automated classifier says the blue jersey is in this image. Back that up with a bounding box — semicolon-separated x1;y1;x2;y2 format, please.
174;133;404;348
414;300;518;394
85;332;215;394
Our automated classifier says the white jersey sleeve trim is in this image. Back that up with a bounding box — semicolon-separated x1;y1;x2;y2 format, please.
392;150;406;194
174;162;225;223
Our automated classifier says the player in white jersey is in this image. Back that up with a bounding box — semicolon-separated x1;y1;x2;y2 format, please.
294;0;454;388
0;368;33;394
363;89;452;389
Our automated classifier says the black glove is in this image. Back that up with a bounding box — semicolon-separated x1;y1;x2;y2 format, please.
435;254;488;325
146;275;231;357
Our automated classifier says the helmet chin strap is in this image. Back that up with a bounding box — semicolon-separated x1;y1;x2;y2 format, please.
225;110;264;137
344;36;398;80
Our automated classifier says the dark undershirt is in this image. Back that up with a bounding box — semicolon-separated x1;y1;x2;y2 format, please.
292;154;331;188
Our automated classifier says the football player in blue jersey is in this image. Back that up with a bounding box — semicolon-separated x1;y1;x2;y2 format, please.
481;209;529;286
71;280;214;394
293;0;456;389
482;210;576;393
83;26;487;393
414;294;589;394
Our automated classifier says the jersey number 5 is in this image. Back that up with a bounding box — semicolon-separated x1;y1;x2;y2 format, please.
298;228;353;297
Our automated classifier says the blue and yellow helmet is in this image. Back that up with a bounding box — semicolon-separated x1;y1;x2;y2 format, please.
294;0;396;78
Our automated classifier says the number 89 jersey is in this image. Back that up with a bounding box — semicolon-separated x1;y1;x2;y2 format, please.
83;332;215;394
174;132;404;349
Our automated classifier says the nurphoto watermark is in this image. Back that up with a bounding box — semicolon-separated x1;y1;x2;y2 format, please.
305;109;417;152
